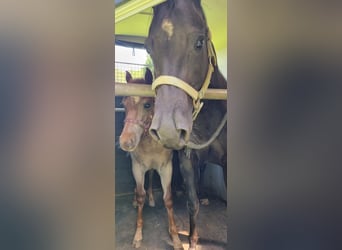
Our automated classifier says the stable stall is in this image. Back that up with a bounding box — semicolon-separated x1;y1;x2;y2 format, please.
115;1;228;249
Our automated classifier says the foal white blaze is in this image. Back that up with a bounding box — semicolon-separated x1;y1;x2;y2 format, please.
132;96;140;104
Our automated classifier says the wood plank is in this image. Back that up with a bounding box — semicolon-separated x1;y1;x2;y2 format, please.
114;83;227;100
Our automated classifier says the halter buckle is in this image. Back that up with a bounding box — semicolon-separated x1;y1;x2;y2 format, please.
192;100;203;120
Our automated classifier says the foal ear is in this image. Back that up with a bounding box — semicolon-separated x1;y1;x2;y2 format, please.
145;68;153;84
125;71;132;83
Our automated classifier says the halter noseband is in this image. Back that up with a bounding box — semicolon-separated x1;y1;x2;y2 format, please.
124;116;152;135
151;31;217;120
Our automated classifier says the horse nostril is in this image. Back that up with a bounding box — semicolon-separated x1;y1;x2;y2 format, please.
179;129;189;142
125;141;132;149
120;138;136;151
149;129;160;141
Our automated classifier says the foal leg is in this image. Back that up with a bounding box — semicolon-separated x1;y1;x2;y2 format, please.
132;164;146;248
133;170;155;208
158;162;183;250
132;187;137;208
179;151;199;250
147;170;155;207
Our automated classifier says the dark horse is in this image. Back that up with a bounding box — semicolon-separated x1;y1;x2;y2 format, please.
119;69;183;249
146;0;227;249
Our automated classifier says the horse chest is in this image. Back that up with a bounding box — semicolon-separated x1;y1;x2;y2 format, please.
131;136;172;171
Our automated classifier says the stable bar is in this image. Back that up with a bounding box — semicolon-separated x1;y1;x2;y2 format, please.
115;108;125;112
114;83;227;100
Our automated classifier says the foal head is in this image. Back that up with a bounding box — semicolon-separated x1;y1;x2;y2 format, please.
119;68;154;152
146;0;215;149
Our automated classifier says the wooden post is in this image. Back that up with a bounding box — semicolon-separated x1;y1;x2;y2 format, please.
114;83;227;100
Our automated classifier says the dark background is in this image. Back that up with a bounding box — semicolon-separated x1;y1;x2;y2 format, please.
229;1;342;249
0;1;341;250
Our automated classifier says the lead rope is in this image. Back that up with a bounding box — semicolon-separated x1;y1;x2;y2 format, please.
184;112;227;157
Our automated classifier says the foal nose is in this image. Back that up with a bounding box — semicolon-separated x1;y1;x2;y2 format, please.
119;136;137;152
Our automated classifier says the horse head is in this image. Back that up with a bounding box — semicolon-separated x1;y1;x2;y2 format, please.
146;0;216;149
119;68;154;152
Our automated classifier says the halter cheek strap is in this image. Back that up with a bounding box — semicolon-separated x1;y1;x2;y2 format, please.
151;32;217;120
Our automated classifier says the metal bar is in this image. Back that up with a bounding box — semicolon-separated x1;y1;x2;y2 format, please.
115;61;148;67
115;108;125;112
114;83;228;100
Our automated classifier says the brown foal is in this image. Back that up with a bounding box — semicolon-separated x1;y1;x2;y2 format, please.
119;69;183;249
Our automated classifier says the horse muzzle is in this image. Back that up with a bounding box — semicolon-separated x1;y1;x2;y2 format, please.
149;85;192;150
149;122;189;150
119;133;138;152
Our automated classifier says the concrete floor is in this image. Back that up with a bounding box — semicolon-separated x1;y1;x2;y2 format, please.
115;190;227;250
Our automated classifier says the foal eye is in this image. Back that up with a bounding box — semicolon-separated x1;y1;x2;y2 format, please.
143;103;151;109
194;37;205;50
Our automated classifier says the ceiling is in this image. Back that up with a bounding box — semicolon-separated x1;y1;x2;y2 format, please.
115;0;227;51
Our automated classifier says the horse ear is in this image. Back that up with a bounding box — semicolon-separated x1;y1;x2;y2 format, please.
145;68;153;84
125;71;132;83
153;0;174;12
175;0;201;4
173;0;201;10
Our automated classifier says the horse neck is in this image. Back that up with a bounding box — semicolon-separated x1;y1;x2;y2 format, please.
205;66;227;110
210;66;227;90
191;66;227;141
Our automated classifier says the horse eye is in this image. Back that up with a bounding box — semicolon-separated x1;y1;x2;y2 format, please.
194;37;205;50
144;103;151;109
